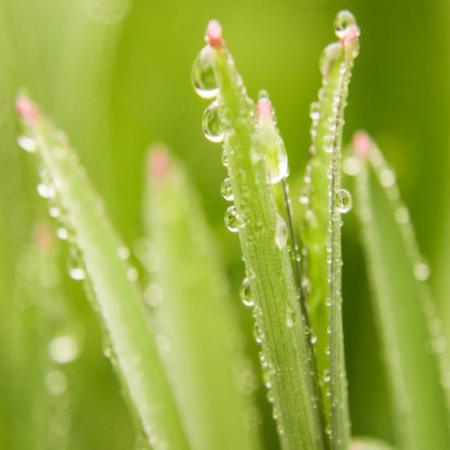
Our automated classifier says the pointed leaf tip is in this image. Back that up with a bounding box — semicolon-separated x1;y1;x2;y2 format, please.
257;97;273;122
340;24;360;51
206;20;223;48
15;94;39;126
353;131;371;159
147;144;171;180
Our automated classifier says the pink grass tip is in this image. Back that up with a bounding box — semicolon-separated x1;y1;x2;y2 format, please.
353;130;371;159
15;95;39;126
33;222;54;252
340;24;360;52
206;20;223;48
147;144;171;181
257;97;273;122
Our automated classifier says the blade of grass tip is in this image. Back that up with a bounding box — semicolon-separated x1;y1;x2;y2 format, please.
350;437;398;450
15;96;190;450
192;20;325;450
144;145;262;450
352;131;450;450
300;11;359;449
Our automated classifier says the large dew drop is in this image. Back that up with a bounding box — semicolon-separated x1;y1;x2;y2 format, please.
336;189;353;213
192;45;219;99
257;93;288;184
319;42;343;78
224;205;240;232
202;101;223;142
221;177;234;201
334;10;357;39
275;213;288;250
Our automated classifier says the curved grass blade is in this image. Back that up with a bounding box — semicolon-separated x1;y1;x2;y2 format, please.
300;11;360;449
144;146;261;450
15;96;190;450
192;21;325;450
352;131;450;450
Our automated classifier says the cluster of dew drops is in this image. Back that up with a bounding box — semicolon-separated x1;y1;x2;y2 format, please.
17;120;138;285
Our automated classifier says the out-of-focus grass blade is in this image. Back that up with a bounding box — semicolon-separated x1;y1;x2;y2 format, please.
353;132;450;450
144;146;261;450
15;96;190;450
192;21;325;450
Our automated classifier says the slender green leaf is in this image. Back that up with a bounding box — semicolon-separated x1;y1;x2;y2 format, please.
192;21;324;450
16;96;190;450
300;11;360;448
144;146;261;450
353;132;450;450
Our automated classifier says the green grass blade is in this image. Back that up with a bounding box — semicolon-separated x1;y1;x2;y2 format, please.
353;132;450;450
300;11;359;448
144;146;261;450
192;21;325;450
16;96;190;450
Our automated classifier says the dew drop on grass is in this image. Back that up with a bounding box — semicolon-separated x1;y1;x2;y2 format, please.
309;102;321;120
37;183;55;199
118;246;130;260
224;205;240;232
336;189;353;213
334;10;357;38
57;228;68;240
49;336;79;364
323;369;331;383
275;213;288;250
240;277;253;307
144;283;164;307
69;267;86;280
319;43;343;78
395;206;410;224
286;307;294;328
221;177;234;201
202;101;224;142
323;135;334;153
192;45;219;99
45;370;68;396
380;168;396;187
127;267;139;281
222;150;228;167
17;135;36;152
299;188;310;204
414;262;430;281
343;156;362;175
49;206;60;218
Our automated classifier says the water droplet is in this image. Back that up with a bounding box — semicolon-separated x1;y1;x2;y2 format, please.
118;246;130;260
380;169;396;187
343;156;362;176
37;183;55;199
192;45;219;99
17;135;37;152
309;102;321;120
240;277;253;306
254;322;264;343
127;267;139;281
336;189;352;213
225;206;240;232
69;267;86;280
222;151;228;167
323;135;334;153
45;370;67;396
202;101;223;142
323;370;331;382
275;213;288;250
56;228;68;240
144;283;164;306
414;262;430;281
49;336;79;364
310;328;317;344
49;206;60;218
221;177;234;201
320;43;344;77
334;10;357;39
325;424;333;436
395;206;410;224
299;188;310;204
286;307;294;328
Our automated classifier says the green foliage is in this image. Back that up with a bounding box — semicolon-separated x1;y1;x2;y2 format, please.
2;2;450;450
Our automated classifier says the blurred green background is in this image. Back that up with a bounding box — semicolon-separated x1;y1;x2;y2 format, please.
0;0;449;448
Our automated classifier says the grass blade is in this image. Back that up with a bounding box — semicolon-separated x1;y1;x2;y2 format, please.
192;21;325;450
144;146;261;450
300;11;360;448
353;131;450;450
16;96;190;450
